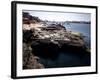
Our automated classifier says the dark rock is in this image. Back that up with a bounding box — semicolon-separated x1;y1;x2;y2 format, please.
31;39;59;59
23;43;44;69
23;12;41;24
61;44;86;53
23;12;30;18
23;30;33;43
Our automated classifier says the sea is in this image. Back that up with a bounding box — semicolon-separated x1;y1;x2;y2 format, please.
64;23;91;48
39;23;91;68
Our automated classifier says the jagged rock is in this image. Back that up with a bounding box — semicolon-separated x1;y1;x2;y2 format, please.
23;43;44;69
31;39;60;59
23;26;85;47
23;30;33;43
23;12;41;24
23;22;86;57
22;12;87;60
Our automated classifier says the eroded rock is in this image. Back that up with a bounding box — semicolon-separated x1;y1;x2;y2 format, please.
23;43;44;69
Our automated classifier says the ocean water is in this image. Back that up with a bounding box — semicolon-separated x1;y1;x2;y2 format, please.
64;23;91;48
39;23;91;68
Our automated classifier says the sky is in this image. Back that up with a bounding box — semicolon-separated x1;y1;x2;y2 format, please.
23;10;91;22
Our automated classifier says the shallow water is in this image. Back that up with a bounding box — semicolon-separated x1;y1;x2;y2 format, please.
38;23;91;68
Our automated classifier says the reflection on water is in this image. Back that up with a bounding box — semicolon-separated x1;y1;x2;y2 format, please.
38;23;91;68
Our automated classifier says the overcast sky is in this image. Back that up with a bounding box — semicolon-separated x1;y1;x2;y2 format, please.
23;10;91;22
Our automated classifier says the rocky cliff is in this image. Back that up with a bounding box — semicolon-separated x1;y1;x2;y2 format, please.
23;12;88;69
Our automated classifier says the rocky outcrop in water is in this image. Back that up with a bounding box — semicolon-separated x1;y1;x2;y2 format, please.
23;12;88;69
23;24;86;60
23;27;85;48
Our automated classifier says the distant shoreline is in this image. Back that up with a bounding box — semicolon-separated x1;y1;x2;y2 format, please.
43;20;91;24
66;21;91;24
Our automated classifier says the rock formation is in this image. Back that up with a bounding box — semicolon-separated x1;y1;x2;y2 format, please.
22;12;88;69
23;43;44;69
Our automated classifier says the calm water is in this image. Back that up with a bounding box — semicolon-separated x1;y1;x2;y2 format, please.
64;23;91;48
39;23;91;68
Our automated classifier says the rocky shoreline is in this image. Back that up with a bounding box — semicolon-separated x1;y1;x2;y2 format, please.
23;12;90;69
